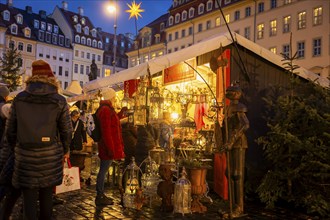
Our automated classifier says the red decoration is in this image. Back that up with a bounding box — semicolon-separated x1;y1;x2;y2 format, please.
124;79;139;97
163;59;196;85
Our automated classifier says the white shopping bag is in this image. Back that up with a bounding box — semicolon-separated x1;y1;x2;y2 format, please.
55;159;81;194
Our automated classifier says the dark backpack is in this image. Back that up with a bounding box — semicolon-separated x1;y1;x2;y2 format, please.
86;104;110;142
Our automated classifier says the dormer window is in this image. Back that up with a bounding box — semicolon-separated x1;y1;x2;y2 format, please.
87;38;91;46
81;36;86;44
182;10;187;21
91;29;96;37
160;23;165;31
189;8;195;18
198;4;205;15
92;39;97;48
207;0;213;11
52;34;57;44
168;16;174;26
24;28;31;38
173;0;178;7
34;20;39;28
11;24;18;35
76;24;81;33
54;25;58;33
41;22;46;30
3;11;10;21
16;14;23;24
98;41;102;49
75;35;80;43
47;24;52;32
73;15;78;23
175;13;180;23
84;26;89;35
81;18;85;25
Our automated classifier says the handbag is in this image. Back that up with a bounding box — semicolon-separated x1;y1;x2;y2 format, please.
55;159;81;194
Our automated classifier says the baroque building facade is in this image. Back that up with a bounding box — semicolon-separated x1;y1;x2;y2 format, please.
128;0;329;78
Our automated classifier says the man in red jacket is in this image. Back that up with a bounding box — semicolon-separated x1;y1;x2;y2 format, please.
95;88;125;206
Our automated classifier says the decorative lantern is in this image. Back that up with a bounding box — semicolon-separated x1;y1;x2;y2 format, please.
149;146;165;166
140;153;161;206
173;167;191;216
122;157;142;208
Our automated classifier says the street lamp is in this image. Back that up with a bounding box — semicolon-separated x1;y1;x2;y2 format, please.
107;1;117;74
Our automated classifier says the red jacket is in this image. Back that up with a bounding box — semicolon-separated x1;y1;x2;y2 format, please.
97;100;125;160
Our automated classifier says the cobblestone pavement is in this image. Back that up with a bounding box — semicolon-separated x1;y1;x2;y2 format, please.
10;155;315;220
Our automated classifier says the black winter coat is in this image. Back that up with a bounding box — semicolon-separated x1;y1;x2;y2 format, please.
6;77;72;189
70;119;87;151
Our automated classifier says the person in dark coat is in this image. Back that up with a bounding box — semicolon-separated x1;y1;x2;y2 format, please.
0;86;10;140
121;119;137;167
0;103;22;220
70;110;88;175
70;110;87;152
6;60;72;220
135;124;158;166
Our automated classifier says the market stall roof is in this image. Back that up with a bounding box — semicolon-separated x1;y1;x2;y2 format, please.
82;32;328;95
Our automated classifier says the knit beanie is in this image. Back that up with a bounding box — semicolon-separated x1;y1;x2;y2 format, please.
102;88;116;100
0;86;10;99
32;59;55;77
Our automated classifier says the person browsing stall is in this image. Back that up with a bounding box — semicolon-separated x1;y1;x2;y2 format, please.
95;88;126;206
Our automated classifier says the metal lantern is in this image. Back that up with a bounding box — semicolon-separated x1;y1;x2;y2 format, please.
173;167;191;216
122;157;142;208
140;153;161;206
149;146;165;166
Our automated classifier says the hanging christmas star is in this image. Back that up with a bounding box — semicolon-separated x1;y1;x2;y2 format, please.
126;1;144;20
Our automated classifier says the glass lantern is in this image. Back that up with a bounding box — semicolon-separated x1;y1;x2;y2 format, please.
140;153;161;206
122;157;142;208
173;167;191;216
90;152;100;176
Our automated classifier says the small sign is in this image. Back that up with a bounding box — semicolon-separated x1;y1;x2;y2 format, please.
42;137;50;142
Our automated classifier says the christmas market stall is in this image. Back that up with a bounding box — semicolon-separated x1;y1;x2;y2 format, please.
80;32;328;215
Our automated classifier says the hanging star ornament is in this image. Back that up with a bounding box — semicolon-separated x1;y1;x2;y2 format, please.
126;1;144;20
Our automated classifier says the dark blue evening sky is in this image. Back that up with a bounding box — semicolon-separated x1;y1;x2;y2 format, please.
6;0;172;35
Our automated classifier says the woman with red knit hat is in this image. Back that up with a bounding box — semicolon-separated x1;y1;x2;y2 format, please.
5;60;72;219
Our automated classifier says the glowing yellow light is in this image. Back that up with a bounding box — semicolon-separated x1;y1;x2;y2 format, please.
107;5;116;14
126;1;144;20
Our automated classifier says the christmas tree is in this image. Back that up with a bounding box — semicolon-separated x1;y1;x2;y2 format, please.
0;47;22;91
257;34;330;217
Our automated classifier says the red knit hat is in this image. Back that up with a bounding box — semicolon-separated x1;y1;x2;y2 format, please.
32;59;55;77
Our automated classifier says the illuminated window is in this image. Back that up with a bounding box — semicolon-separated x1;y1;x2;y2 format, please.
215;17;220;26
257;23;264;39
269;47;276;54
283;15;291;33
298;11;306;30
105;69;111;77
225;14;230;23
313;7;322;26
270;19;277;36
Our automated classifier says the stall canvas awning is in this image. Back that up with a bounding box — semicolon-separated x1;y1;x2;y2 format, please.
82;32;328;95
